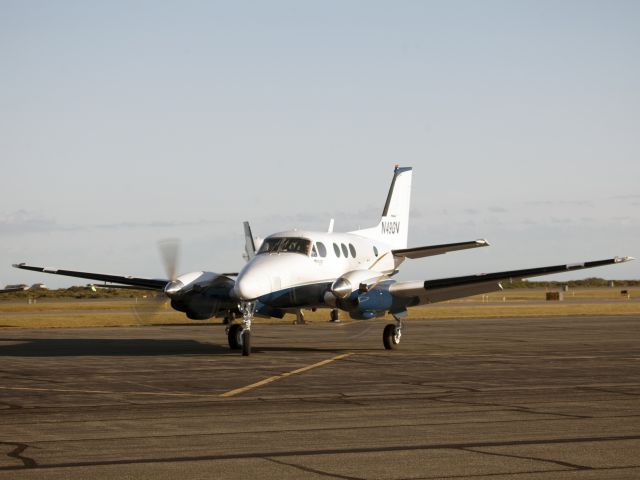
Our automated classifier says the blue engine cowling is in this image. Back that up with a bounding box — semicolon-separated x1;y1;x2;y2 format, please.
348;288;394;319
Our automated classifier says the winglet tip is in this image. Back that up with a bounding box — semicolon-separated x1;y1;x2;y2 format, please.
615;256;635;263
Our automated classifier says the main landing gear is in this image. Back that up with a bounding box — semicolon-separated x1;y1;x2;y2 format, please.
383;311;405;350
226;301;256;356
294;309;306;325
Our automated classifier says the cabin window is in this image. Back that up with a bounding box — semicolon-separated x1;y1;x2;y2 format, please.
341;243;348;257
333;243;341;257
373;246;379;257
349;244;356;257
316;242;327;258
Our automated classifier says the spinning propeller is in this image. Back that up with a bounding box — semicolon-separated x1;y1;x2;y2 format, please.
131;238;182;322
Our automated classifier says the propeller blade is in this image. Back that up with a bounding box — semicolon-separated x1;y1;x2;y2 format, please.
158;238;180;281
342;321;374;340
130;293;172;324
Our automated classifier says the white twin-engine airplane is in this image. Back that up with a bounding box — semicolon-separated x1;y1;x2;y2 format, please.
14;166;634;356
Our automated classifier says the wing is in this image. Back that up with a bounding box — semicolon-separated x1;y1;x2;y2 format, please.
389;256;634;305
12;263;168;291
393;239;489;259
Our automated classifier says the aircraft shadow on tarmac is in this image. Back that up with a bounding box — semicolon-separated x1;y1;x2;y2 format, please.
0;338;344;357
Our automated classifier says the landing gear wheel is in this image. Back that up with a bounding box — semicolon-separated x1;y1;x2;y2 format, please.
241;330;252;356
383;323;400;350
227;324;243;350
330;309;340;322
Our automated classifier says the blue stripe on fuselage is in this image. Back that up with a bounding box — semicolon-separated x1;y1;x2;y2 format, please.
259;282;332;308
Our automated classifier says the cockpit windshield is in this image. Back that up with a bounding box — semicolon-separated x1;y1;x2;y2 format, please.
257;237;311;256
258;238;282;254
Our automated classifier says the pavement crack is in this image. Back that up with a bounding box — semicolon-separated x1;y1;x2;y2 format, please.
0;434;636;472
420;384;481;393
459;447;591;471
426;395;590;419
0;401;22;410
265;457;364;480
578;386;640;397
1;442;37;468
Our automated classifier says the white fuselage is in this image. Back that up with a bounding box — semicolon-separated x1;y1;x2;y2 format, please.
233;230;403;302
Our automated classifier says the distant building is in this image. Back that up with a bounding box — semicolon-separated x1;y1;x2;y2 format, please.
30;283;48;290
4;284;29;291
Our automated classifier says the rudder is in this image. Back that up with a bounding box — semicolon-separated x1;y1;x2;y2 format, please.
350;166;412;249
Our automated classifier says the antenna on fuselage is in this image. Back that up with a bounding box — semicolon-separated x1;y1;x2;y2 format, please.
328;218;334;233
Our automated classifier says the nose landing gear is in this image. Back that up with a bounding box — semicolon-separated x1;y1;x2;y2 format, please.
238;301;255;356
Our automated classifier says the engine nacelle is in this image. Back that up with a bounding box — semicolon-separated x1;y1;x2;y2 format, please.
356;288;393;313
325;282;395;320
330;270;386;299
346;288;394;319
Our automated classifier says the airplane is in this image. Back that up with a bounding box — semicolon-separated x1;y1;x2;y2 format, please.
0;285;29;294
13;166;634;356
0;283;47;293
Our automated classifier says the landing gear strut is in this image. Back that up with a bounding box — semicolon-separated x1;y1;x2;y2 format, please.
239;301;256;356
294;309;306;325
383;311;405;350
223;311;235;325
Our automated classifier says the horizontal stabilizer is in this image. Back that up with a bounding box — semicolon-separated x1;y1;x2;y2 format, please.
393;239;489;259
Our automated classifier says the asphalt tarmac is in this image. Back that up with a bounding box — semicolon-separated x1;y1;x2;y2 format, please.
0;315;639;479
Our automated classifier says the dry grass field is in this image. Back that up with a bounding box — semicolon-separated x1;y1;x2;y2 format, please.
1;287;638;328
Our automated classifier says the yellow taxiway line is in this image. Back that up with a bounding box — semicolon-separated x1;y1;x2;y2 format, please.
219;352;353;398
0;352;354;399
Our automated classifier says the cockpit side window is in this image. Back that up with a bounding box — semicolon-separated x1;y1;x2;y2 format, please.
311;244;318;257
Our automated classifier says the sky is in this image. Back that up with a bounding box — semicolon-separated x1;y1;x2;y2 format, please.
1;0;638;288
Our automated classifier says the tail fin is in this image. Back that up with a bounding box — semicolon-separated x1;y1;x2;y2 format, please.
242;221;263;261
350;166;412;249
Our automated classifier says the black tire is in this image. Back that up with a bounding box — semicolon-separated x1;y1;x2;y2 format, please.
330;309;339;322
228;324;243;350
383;323;399;350
241;330;251;356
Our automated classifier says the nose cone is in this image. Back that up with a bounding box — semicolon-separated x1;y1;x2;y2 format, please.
233;272;271;300
331;277;353;299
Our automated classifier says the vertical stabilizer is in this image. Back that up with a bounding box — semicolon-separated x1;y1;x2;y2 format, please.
242;221;263;261
350;166;412;249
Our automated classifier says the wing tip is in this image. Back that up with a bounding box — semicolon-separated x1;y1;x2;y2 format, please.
475;239;490;246
12;263;25;268
615;256;635;263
